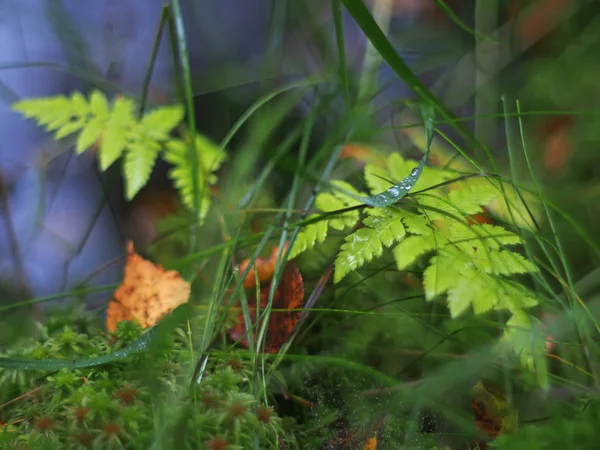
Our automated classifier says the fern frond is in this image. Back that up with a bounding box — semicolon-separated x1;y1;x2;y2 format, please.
334;208;406;282
502;311;549;389
393;231;438;270
12;90;186;201
316;180;364;230
163;134;226;220
289;217;328;259
124;140;160;200
289;181;366;259
447;177;502;215
422;245;538;317
100;96;136;171
76;91;110;153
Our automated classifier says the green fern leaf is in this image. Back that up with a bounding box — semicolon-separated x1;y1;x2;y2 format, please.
316;180;364;230
76;119;105;154
99;97;135;171
439;221;523;255
55;119;84;140
163;134;226;219
503;310;549;389
448;178;502;214
402;214;430;235
471;249;538;275
393;232;439;270
334;208;406;283
468;224;523;249
422;250;463;301
124;140;161;200
89;90;110;117
494;281;539;312
13;90;187;203
12;96;69;125
416;177;503;223
139;105;184;141
447;177;502;215
423;246;538;317
289;216;329;259
289;182;366;259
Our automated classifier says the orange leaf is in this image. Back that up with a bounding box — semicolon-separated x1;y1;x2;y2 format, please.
105;241;191;332
538;115;573;173
512;0;573;43
471;399;502;440
544;128;571;173
470;381;517;448
238;244;288;289
229;261;304;353
340;144;376;163
363;435;377;450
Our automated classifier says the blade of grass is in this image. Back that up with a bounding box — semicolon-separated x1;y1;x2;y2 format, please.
341;0;495;170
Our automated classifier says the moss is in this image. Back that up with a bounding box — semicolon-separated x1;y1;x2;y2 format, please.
0;311;297;449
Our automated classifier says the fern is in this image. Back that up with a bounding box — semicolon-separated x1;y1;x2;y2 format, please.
502;310;549;388
163;133;226;219
12;90;223;221
293;149;546;385
289;180;365;259
334;207;407;282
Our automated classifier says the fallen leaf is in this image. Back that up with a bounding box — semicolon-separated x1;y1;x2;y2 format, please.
229;261;304;353
470;381;518;447
340;144;377;163
105;241;191;332
363;435;377;450
538;116;573;173
238;244;289;289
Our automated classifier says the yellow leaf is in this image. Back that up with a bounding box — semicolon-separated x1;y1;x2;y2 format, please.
106;241;191;332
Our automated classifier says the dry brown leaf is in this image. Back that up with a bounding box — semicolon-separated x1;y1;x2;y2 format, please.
106;241;191;332
229;261;304;353
238;244;289;289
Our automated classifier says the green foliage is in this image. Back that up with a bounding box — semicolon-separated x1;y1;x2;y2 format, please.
0;312;297;449
289;180;365;259
292;150;546;385
501;311;549;388
334;207;407;283
12;90;224;220
163;133;226;219
492;400;600;450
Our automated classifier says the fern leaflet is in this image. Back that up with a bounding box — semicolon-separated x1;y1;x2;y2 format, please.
289;180;365;259
502;311;549;389
334;208;406;282
163;134;226;220
11;90;199;202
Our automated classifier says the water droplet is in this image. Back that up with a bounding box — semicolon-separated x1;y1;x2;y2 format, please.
388;187;400;197
234;265;240;271
410;167;420;177
405;184;413;190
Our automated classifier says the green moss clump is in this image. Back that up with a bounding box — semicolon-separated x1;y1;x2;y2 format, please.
0;308;297;449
